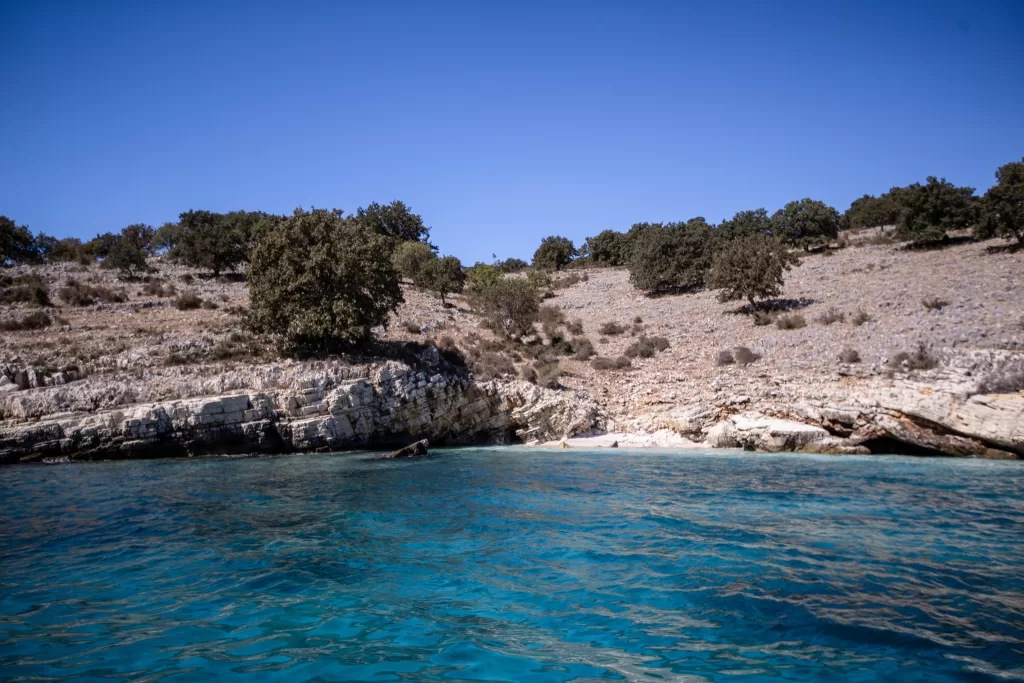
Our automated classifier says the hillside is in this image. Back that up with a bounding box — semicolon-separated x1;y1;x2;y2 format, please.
1;230;1022;459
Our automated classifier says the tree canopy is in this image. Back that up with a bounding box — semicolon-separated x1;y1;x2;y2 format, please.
393;241;437;282
771;199;841;250
532;236;577;271
416;255;466;305
1;216;39;265
895;177;978;244
978;157;1024;244
845;194;902;229
708;234;801;309
174;210;249;275
355;201;430;244
628;219;714;294
248;208;403;354
587;229;630;267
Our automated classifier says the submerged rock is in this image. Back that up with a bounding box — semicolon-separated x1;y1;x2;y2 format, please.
382;439;429;459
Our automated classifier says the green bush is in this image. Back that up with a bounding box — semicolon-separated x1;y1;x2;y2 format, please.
894;177;978;244
393;241;437;281
0;274;50;306
532;236;577;271
977;157;1024;245
627;219;714;294
472;276;541;338
586;229;630;267
845;194;903;230
248;208;403;353
100;236;148;278
0;311;53;332
771;199;842;250
354;201;430;243
708;234;800;310
416;255;466;305
493;257;529;273
173;210;248;275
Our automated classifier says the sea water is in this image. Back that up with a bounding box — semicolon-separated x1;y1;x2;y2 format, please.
1;448;1022;682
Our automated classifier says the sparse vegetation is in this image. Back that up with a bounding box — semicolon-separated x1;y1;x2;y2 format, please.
776;313;806;330
174;291;203;310
851;309;872;326
592;355;631;370
598;321;626;335
732;346;761;366
922;297;949;311
889;345;939;372
0;311;53;331
839;348;861;363
572;337;596;360
58;279;125;306
0;274;51;306
815;308;845;325
715;349;735;366
403;322;422;334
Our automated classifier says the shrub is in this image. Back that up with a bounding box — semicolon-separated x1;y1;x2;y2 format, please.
776;313;806;329
627;219;714;294
708;233;801;309
851;309;872;326
922;297;949;311
889;344;938;372
649;336;670;351
625;337;657;359
538;305;566;327
0;274;50;306
815;308;845;325
248;208;403;353
494;257;529;273
201;299;219;310
58;280;125;306
393;241;437;281
894;177;978;244
771;198;842;250
531;356;562;389
572;337;595;360
975;357;1024;394
715;349;735;365
552;273;583;289
566;318;584;335
173;210;248;275
416;255;466;305
0;311;53;331
472;351;517;380
845;194;903;230
532;236;577;271
592;355;631;370
180;273;195;285
120;223;155;253
839;348;861;363
175;291;203;310
1;216;40;265
143;279;176;297
586;230;629;267
472;277;541;339
100;236;148;278
354;200;430;243
977;157;1024;244
733;346;761;366
403;322;422;334
752;310;775;326
598;321;626;335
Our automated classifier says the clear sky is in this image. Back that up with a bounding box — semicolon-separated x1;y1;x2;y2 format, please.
2;1;1022;264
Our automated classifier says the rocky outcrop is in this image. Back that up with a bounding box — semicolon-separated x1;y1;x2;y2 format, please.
382;439;429;459
0;361;605;464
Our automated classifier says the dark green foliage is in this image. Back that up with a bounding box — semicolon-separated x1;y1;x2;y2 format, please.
48;237;87;262
472;276;541;338
100;236;148;278
0;311;53;332
717;209;775;242
895;177;978;244
85;232;120;260
532;236;577;271
153;222;183;253
586;229;630;267
465;263;501;295
845;194;903;229
354;201;430;244
416;255;466;305
978;158;1024;244
174;210;248;275
628;219;714;294
121;224;155;253
1;216;39;265
493;257;529;273
771;199;841;250
708;234;801;309
248;208;403;353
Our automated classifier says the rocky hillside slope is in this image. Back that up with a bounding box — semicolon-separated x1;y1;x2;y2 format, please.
1;231;1022;461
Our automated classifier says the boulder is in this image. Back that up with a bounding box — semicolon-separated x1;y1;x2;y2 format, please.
381;439;429;459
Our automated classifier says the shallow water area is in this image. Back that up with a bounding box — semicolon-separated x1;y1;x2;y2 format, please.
2;448;1023;681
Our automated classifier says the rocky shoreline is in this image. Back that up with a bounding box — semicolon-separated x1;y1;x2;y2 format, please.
2;354;1020;463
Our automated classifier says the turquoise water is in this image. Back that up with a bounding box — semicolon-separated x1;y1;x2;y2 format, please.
1;449;1023;682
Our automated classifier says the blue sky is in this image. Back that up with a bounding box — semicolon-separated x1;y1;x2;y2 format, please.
1;0;1022;264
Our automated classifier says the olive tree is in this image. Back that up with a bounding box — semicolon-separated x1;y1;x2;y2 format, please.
100;235;148;278
532;236;577;271
708;233;801;310
771;198;841;250
978;158;1024;245
121;224;156;253
416;255;466;305
248;208;403;353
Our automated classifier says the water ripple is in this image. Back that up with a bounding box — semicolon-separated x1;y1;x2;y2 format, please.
2;449;1024;681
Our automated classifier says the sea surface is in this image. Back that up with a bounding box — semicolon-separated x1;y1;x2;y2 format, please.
1;448;1023;682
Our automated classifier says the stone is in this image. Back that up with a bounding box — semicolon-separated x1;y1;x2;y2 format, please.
381;439;429;459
